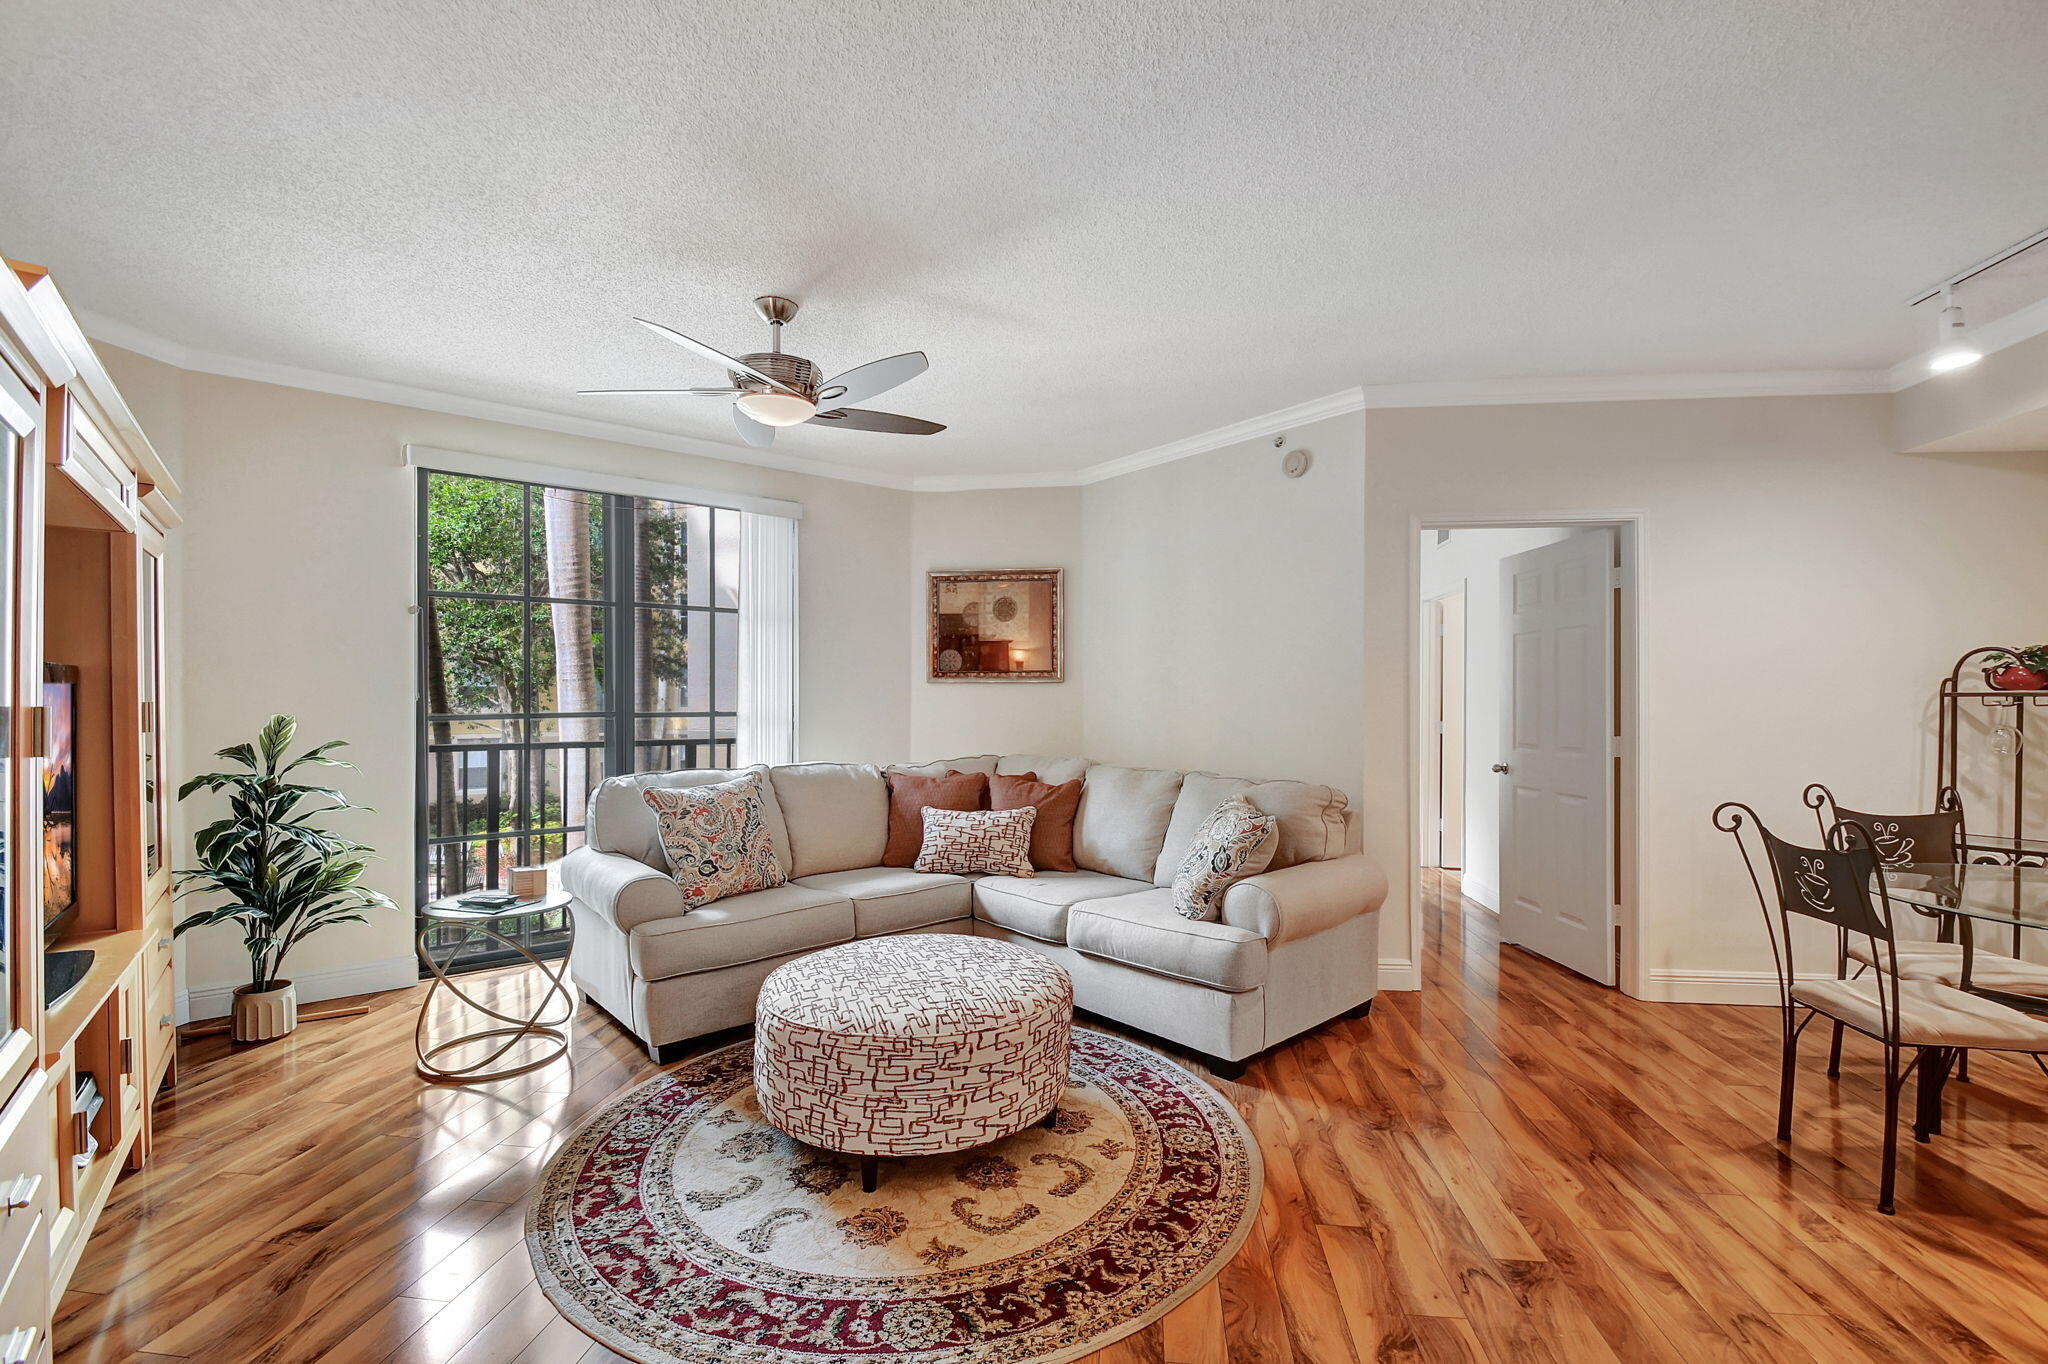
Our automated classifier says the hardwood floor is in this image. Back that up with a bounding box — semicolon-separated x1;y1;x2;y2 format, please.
56;870;2048;1363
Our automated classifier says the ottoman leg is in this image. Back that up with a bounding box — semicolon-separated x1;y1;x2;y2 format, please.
861;1157;878;1194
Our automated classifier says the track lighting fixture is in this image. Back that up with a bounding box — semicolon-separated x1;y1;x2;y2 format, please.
1928;287;1983;374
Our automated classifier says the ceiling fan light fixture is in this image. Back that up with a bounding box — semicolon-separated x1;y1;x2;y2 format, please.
1928;288;1983;374
734;389;818;426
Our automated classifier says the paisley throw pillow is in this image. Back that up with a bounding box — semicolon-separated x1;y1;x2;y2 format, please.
913;806;1038;877
1172;795;1279;921
643;772;788;910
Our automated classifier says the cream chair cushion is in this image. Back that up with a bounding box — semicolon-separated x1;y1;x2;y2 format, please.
628;884;854;981
767;763;889;877
997;753;1093;784
794;867;973;936
1072;765;1184;881
1847;938;2048;995
1793;977;2048;1051
1067;888;1268;992
1153;772;1351;883
890;754;1000;778
587;764;794;876
971;871;1153;942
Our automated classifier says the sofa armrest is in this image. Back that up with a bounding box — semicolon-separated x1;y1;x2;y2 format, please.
1220;854;1388;946
558;844;687;932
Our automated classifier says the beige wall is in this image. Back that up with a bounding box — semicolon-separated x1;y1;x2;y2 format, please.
1078;411;1368;802
906;488;1084;761
101;345;913;1014
1365;395;2048;999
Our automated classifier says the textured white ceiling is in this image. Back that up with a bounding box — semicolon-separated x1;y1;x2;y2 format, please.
3;1;2046;483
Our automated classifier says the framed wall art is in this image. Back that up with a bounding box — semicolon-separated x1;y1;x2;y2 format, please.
928;569;1064;682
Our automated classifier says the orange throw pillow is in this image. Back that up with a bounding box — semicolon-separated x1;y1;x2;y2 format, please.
883;770;988;867
991;771;1082;873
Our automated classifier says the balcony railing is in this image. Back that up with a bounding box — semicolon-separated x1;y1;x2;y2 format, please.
418;733;737;971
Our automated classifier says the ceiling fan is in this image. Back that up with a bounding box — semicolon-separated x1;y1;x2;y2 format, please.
580;296;944;448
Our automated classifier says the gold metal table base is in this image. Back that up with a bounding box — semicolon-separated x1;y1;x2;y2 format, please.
414;916;576;1083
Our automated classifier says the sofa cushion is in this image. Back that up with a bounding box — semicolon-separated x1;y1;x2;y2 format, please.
768;763;889;877
1153;772;1351;883
971;870;1153;942
1073;765;1184;881
991;772;1082;872
997;754;1092;785
882;770;988;867
644;773;789;910
1171;795;1278;921
891;754;1000;778
628;884;854;981
793;867;973;936
914;807;1038;877
589;765;793;876
1067;888;1268;992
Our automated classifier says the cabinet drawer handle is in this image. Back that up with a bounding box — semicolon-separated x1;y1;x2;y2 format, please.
1;1173;40;1213
0;1325;37;1364
158;937;173;950
160;1015;175;1029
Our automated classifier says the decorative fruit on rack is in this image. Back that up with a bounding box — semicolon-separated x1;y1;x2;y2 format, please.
1984;647;2048;691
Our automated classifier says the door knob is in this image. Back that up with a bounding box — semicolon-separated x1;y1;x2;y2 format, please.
1491;763;1511;773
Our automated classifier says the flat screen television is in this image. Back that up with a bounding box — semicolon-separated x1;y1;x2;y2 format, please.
42;663;78;943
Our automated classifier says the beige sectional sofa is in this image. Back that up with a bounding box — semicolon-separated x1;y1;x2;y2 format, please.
557;754;1388;1075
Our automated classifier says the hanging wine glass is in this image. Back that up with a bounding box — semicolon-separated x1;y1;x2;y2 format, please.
1990;720;2024;757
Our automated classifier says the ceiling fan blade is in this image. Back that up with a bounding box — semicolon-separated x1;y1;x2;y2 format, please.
733;405;777;448
633;317;803;395
577;387;740;396
816;351;928;409
810;406;946;435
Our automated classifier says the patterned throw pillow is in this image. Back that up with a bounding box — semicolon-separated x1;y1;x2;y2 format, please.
643;772;788;910
914;806;1038;877
1172;795;1279;921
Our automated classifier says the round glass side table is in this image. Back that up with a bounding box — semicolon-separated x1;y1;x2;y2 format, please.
415;891;576;1083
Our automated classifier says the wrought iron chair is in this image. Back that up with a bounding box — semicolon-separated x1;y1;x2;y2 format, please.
1804;785;2048;1077
1715;802;2048;1213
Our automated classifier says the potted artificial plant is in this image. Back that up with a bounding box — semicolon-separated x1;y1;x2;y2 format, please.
1984;647;2048;692
175;715;395;1042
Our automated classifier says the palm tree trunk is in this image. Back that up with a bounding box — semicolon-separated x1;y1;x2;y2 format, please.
543;490;599;836
633;501;654;764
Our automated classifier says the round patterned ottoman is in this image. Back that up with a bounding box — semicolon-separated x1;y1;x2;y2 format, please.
753;935;1073;1190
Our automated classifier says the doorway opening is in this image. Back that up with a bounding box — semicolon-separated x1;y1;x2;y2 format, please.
1413;520;1638;992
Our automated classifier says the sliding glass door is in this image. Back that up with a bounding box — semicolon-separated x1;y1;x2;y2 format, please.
416;469;742;972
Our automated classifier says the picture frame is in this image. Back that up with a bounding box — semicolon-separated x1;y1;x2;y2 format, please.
927;569;1064;682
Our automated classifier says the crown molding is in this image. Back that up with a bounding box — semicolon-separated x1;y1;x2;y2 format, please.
88;307;2043;496
76;310;919;491
1357;368;1892;407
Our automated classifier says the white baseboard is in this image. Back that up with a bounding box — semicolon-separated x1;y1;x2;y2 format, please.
177;955;419;1025
1377;957;1420;991
1637;967;1826;1007
1457;877;1499;911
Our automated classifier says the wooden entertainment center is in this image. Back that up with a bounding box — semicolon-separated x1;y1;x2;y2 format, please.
0;259;180;1360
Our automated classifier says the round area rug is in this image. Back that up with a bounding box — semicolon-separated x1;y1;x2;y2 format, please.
526;1029;1261;1363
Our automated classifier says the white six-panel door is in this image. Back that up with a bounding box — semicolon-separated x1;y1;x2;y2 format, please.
1496;529;1616;984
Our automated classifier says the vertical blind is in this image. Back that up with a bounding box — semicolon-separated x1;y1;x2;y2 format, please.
737;511;799;766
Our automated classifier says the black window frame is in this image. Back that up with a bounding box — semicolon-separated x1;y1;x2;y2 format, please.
415;468;741;973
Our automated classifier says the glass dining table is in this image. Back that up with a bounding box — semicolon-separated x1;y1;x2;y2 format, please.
1880;861;2048;1013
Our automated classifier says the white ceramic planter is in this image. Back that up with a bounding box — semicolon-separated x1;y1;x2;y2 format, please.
232;981;298;1042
